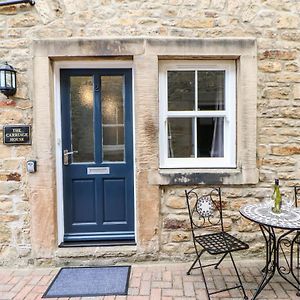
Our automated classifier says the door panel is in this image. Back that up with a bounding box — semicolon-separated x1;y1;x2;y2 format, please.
60;69;134;242
103;179;126;223
72;179;96;224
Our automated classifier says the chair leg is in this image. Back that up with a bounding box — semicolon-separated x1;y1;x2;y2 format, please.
197;251;212;300
187;249;203;275
214;252;228;269
297;236;300;296
229;252;248;300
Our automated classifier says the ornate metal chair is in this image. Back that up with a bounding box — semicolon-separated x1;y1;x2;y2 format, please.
185;187;249;300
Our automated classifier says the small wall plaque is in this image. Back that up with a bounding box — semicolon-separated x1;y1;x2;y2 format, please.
3;125;31;145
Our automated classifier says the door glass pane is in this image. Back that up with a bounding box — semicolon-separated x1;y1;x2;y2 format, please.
168;71;195;111
101;76;125;162
168;118;194;158
197;117;224;157
70;76;94;162
198;71;225;110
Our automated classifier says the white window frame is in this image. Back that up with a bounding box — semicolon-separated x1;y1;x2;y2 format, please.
159;60;236;169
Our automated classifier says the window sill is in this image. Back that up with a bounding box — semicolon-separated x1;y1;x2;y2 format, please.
148;167;259;185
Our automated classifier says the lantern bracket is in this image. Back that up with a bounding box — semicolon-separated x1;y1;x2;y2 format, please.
0;0;35;7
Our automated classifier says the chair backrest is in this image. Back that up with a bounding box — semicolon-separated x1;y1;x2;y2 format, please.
295;186;300;208
185;187;224;236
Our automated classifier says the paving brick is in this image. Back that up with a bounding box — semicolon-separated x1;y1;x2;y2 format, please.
0;292;15;299
173;275;183;289
183;281;195;297
141;271;151;281
150;288;161;299
130;276;141;288
162;270;172;282
151;281;172;289
14;284;34;299
139;279;151;295
162;288;184;297
38;275;54;285
0;284;13;292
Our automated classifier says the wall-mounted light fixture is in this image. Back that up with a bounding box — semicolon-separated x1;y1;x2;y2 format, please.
0;62;17;97
0;0;35;7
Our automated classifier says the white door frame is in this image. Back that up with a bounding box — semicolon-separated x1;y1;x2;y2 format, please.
53;60;136;244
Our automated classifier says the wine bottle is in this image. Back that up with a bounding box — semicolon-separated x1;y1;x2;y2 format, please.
272;178;282;213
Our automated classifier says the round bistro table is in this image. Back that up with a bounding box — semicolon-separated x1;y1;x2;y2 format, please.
240;203;300;300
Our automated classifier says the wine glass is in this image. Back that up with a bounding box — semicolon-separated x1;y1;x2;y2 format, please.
264;195;273;209
283;196;294;212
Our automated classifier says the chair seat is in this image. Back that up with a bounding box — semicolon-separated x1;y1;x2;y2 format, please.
195;231;249;255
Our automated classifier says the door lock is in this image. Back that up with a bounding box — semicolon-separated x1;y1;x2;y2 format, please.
63;149;78;165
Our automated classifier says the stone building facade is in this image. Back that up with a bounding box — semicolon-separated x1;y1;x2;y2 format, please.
0;0;299;266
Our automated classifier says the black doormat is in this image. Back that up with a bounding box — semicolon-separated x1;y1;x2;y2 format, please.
42;266;131;298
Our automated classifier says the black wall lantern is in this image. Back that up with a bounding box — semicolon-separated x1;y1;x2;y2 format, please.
0;62;17;97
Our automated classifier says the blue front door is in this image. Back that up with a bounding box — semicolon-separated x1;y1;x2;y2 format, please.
60;69;134;242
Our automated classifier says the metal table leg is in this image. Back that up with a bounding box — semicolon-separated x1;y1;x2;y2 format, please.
252;225;300;300
252;225;276;300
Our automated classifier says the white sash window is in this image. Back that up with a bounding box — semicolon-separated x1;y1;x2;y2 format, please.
159;60;236;168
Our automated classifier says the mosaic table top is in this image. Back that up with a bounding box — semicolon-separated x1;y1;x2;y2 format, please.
240;203;300;230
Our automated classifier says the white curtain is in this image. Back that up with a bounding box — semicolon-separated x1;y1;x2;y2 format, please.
210;73;224;157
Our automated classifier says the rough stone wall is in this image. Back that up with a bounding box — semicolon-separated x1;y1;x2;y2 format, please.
0;0;299;266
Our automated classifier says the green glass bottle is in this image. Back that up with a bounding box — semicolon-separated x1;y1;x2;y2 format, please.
272;179;282;213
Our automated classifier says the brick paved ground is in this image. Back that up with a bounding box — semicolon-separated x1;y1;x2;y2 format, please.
0;259;299;300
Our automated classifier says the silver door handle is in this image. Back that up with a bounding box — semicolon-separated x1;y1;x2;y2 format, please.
63;149;78;165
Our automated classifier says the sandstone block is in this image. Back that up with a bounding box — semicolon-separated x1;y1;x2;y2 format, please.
168;0;182;5
281;31;300;42
263;87;289;99
169;231;190;242
0;5;16;15
0;100;16;107
276;15;299;29
0;181;21;194
293;83;300;99
227;0;239;11
0;197;12;213
165;196;186;209
285;62;299;72
260;50;297;60
0;173;21;182
259;61;281;73
271;145;300;156
35;0;56;25
2;159;22;171
119;18;135;26
0;215;19;222
0;224;11;243
0;146;12;159
276;73;300;83
8;13;39;28
163;217;189;230
0;110;24;124
241;4;259;22
6;173;21;182
211;0;226;10
179;18;214;28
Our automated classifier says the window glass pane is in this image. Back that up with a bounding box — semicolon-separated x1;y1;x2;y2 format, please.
168;71;195;111
70;76;94;162
101;76;125;162
198;71;225;110
197;118;224;157
168;118;194;158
